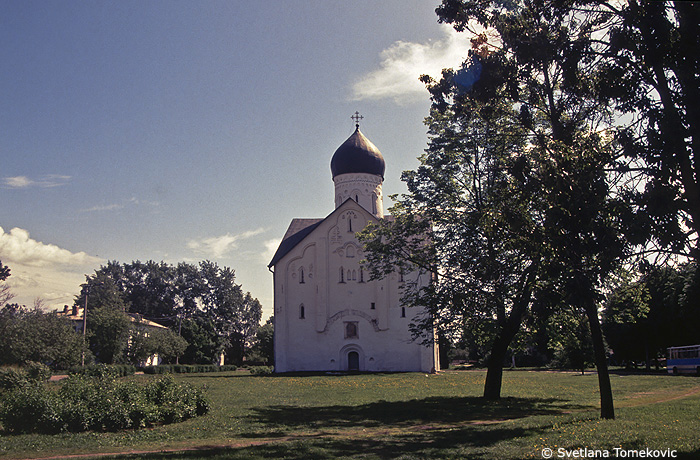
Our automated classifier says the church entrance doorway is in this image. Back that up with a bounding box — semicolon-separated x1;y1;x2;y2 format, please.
348;351;359;371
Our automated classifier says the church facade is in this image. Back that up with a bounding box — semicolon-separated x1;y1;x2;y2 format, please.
268;119;439;373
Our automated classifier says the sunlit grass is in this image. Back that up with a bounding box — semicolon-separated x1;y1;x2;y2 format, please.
1;369;699;459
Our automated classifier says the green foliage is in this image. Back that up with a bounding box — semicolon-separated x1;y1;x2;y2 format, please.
603;263;700;365
0;363;53;393
127;326;188;366
86;306;130;364
180;315;222;365
80;260;262;365
0;383;63;434
0;306;85;368
68;363;136;378
548;311;595;372
24;361;52;382
248;366;274;376
0;260;13;307
0;373;209;434
142;364;237;374
247;318;274;365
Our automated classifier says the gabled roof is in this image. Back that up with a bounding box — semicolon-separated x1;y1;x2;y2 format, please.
268;219;323;268
268;199;382;269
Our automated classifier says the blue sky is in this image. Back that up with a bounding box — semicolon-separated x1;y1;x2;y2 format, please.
1;0;472;319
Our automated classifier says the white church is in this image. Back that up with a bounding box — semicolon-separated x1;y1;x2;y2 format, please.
268;115;439;373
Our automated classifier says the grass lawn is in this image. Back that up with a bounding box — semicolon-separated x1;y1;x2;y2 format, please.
1;369;699;459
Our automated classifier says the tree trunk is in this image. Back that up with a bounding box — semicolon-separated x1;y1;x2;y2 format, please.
483;328;511;400
483;263;538;400
583;300;615;419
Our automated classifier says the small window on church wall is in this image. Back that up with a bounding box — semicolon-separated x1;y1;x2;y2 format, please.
299;267;305;284
371;302;375;310
401;307;406;318
360;268;364;283
372;193;377;214
348;217;353;232
345;321;358;339
339;267;345;283
347;246;355;258
399;268;405;283
352;270;357;281
299;305;305;319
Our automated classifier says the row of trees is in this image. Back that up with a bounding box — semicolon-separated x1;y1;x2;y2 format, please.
77;260;263;366
603;262;700;369
0;259;269;368
360;0;699;420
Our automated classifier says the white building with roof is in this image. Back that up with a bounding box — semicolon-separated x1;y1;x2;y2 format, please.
268;118;439;373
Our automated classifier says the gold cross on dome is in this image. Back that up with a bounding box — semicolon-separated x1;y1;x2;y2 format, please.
351;111;364;127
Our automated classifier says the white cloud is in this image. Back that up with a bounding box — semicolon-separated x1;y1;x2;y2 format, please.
188;228;267;258
351;25;472;103
263;238;281;263
0;226;102;267
80;197;159;213
81;204;125;212
3;175;71;189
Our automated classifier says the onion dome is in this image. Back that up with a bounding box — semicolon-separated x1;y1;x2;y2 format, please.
330;126;385;179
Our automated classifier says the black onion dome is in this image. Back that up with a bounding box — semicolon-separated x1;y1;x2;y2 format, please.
331;127;385;179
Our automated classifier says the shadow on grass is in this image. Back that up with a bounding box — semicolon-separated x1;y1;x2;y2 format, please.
103;425;543;459
241;395;591;434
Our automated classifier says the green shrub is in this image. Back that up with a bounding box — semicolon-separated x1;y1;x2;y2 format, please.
1;363;52;393
0;384;63;434
25;362;52;382
142;364;236;374
249;366;274;376
68;364;135;378
0;368;29;392
0;373;209;434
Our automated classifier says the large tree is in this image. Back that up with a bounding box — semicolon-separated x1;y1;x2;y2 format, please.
602;1;700;259
0;304;85;368
363;0;638;419
198;261;262;365
80;260;262;365
360;92;542;400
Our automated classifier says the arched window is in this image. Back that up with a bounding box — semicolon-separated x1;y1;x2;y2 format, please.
401;307;406;318
372;193;377;214
352;269;357;281
299;305;305;319
339;267;345;283
359;268;364;283
299;267;305;284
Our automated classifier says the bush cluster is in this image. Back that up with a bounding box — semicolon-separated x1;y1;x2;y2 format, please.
67;364;136;378
248;366;274;376
0;362;51;391
142;364;237;374
0;374;209;434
